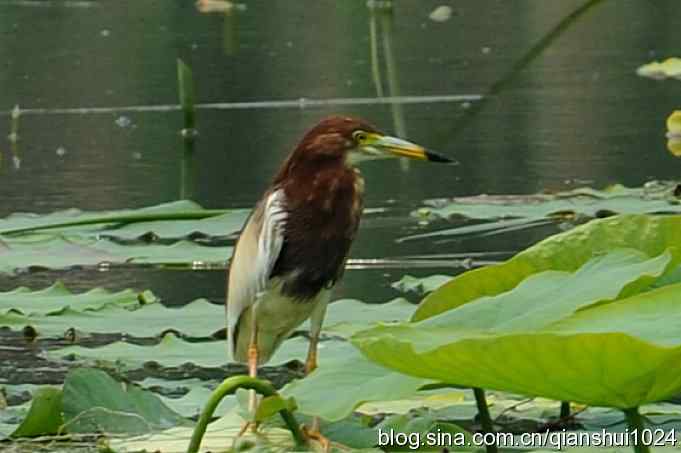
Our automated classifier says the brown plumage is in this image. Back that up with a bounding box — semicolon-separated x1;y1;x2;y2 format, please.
269;117;375;299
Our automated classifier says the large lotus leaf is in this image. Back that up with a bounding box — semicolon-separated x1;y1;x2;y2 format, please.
419;249;670;333
354;329;681;409
0;235;231;274
0;282;155;316
288;250;669;421
0;200;248;240
354;281;681;409
47;333;313;369
549;282;681;343
414;214;681;321
62;368;188;435
0;299;222;339
314;298;418;338
282;342;430;422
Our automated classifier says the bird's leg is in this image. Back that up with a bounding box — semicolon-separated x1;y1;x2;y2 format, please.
247;311;260;429
304;294;328;375
237;309;260;438
302;294;330;451
304;333;319;375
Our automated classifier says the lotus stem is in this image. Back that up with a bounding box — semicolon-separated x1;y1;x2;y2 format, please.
177;58;197;141
560;401;570;418
368;8;384;98
623;407;650;453
473;387;498;453
186;375;306;453
9;104;20;144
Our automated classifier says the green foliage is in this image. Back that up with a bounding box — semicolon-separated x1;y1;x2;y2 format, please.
414;214;681;321
10;387;63;438
637;57;681;81
352;249;681;408
48;333;310;368
62;368;188;435
177;58;197;132
417;184;681;221
0;200;245;239
391;274;452;296
282;342;430;422
0;282;154;316
0;235;231;274
1;298;224;339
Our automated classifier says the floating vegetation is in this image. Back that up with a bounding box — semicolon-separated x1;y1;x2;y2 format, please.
668;111;681;156
637;57;681;81
404;182;681;242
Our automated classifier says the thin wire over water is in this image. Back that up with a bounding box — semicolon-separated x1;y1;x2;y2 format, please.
0;94;483;116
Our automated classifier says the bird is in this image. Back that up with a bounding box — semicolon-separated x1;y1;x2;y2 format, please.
226;115;452;442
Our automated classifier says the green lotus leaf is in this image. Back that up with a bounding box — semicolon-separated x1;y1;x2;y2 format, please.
0;200;248;240
0;299;221;339
414;214;681;321
0;235;231;274
47;333;313;369
282;342;430;422
315;298;418;338
62;368;188;435
418;249;670;333
417;184;680;222
353;329;681;409
0;282;154;316
353;279;681;408
10;387;63;438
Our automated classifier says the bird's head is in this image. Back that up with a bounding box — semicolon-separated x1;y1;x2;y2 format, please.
290;116;454;167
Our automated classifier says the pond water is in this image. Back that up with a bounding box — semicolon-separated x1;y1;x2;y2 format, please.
0;0;680;383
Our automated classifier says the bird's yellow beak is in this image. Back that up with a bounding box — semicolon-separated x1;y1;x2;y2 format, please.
370;134;454;163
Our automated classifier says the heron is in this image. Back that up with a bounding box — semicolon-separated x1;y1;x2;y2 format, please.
226;115;452;443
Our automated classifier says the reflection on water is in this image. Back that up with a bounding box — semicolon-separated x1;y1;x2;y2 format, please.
0;0;680;304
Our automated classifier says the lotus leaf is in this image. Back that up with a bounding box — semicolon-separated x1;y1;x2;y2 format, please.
0;200;247;239
353;259;681;408
0;235;231;274
0;282;154;316
414;214;681;321
0;299;222;339
62;368;187;435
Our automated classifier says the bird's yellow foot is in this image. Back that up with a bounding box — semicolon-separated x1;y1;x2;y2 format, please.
302;425;331;452
236;420;260;438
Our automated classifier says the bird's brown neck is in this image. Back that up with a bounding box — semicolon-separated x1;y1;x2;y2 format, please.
274;158;361;211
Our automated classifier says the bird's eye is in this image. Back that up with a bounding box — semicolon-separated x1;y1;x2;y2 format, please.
354;131;368;143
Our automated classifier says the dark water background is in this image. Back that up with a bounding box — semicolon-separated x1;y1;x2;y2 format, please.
0;0;680;307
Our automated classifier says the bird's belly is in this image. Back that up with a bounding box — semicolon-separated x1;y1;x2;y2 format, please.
256;289;316;337
233;283;318;365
